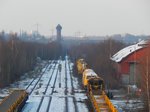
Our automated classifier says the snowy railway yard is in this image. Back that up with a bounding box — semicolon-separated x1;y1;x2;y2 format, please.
0;56;145;112
0;57;88;112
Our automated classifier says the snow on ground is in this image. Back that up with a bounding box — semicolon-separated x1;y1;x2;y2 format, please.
22;61;56;112
75;93;88;112
39;97;50;112
18;57;88;112
48;58;88;112
111;99;144;112
24;96;41;112
48;97;65;112
110;89;144;112
51;58;88;112
67;58;88;112
0;89;9;102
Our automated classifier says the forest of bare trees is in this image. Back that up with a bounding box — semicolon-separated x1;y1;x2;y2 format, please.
68;39;125;88
0;33;61;87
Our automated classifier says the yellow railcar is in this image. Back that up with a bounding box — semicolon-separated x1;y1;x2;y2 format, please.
82;69;98;88
76;59;87;75
88;77;105;90
0;90;28;112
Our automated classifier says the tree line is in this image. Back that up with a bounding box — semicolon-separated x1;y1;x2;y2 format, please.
0;33;61;87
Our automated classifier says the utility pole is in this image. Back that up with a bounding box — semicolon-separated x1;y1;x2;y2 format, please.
50;27;54;37
20;29;22;38
77;31;81;37
138;42;150;111
109;38;112;59
33;23;40;35
147;53;150;112
134;43;137;85
36;23;39;33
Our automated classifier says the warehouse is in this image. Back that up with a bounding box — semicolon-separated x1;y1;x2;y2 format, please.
111;40;148;85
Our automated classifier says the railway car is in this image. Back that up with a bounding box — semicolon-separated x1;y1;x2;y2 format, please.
76;59;87;75
0;89;28;112
76;58;105;91
82;69;105;91
82;69;98;87
87;77;105;95
88;77;105;90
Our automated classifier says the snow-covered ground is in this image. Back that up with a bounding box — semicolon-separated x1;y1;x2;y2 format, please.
0;57;88;112
110;89;144;112
0;61;47;102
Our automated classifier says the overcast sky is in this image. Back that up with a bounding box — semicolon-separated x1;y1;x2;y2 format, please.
0;0;150;36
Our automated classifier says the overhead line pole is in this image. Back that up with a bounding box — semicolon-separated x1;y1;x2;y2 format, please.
146;50;150;112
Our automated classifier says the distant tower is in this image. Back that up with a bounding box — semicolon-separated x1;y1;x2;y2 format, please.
56;24;62;41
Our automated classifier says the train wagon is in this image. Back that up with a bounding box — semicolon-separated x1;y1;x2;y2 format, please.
76;59;87;75
88;77;105;90
88;87;118;112
0;90;28;112
82;69;98;88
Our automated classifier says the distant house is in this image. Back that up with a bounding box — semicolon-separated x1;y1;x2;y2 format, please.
111;40;148;85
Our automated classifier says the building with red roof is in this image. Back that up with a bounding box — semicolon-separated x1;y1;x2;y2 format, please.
111;40;148;85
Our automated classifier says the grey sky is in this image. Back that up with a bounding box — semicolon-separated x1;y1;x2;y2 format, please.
0;0;150;36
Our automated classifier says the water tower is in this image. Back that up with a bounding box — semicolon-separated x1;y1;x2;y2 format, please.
56;24;62;41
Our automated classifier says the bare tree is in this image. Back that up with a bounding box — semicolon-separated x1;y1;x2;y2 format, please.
138;42;150;111
0;33;61;87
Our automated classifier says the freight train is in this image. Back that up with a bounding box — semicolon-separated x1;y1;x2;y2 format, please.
76;58;118;112
76;59;105;92
0;89;28;112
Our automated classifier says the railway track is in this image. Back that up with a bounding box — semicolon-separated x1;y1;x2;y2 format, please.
36;61;56;112
46;60;60;112
63;56;79;112
0;61;53;112
21;57;88;112
0;57;90;112
26;61;52;95
21;60;55;112
25;62;48;90
36;60;60;112
68;60;78;112
65;58;69;112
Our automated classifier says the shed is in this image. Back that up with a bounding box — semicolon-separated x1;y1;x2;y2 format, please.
111;40;148;84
